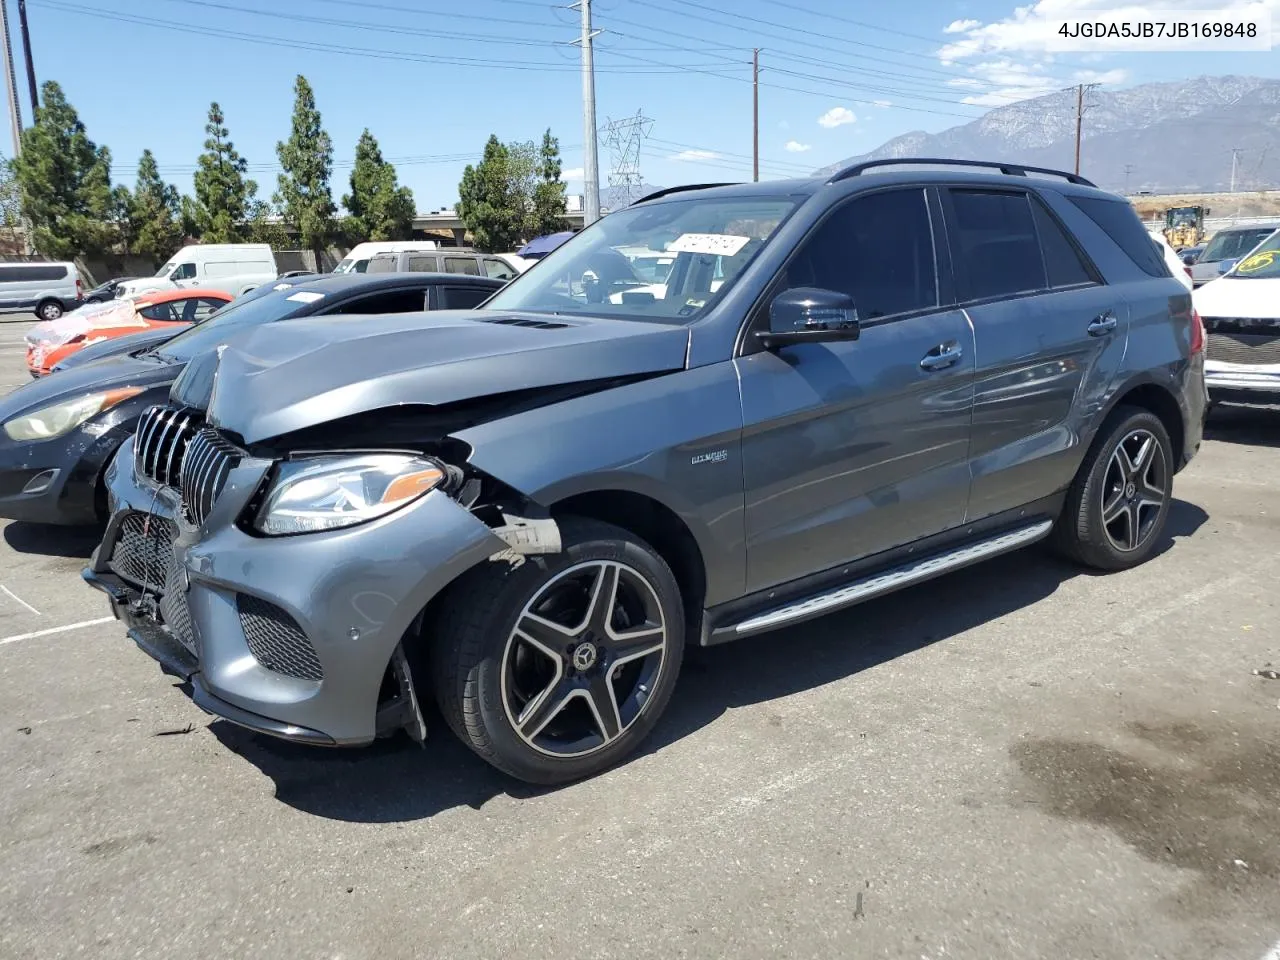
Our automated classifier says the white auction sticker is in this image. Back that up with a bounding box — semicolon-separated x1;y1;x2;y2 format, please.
667;233;752;257
285;291;325;303
1047;6;1272;51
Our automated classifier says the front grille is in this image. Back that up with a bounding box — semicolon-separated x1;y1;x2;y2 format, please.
237;595;324;682
180;428;242;525
135;406;201;488
159;561;196;656
1207;332;1280;367
107;513;177;592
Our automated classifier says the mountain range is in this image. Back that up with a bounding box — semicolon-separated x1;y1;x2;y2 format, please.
816;75;1280;194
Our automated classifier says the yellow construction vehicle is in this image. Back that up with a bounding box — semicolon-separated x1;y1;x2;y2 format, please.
1163;206;1208;249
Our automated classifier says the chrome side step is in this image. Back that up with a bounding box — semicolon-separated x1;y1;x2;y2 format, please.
731;519;1055;637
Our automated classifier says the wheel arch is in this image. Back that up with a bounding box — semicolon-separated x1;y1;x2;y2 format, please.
1094;375;1186;467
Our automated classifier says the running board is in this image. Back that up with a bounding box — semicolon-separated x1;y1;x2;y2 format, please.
729;519;1055;638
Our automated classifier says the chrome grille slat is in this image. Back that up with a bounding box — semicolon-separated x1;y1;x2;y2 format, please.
162;412;190;485
179;428;242;526
133;405;201;492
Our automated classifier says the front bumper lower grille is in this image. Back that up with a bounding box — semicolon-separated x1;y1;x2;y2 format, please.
1206;332;1280;367
237;594;324;682
107;513;178;593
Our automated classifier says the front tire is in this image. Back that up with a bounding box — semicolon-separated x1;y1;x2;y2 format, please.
1052;406;1174;571
431;517;685;784
37;299;63;321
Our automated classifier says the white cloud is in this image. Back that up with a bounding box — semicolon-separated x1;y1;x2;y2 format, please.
784;140;812;153
1074;67;1127;85
670;149;720;162
937;0;1279;61
944;56;1131;105
872;99;892;108
817;106;856;128
559;166;584;181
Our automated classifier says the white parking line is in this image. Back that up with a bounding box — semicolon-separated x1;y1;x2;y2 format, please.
0;585;41;616
0;617;114;647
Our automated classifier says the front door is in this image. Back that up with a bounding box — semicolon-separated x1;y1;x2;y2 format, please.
736;187;976;594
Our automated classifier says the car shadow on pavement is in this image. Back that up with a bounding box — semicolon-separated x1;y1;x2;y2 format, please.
211;498;1208;824
2;521;104;558
1205;404;1279;448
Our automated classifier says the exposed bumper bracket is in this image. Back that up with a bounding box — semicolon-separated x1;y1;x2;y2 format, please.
374;642;428;743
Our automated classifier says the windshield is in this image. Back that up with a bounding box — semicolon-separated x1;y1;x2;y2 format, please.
1202;227;1277;262
1226;229;1280;279
154;282;313;362
155;260;176;278
481;195;799;323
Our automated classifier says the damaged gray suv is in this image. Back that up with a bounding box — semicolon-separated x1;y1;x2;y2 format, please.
86;160;1207;784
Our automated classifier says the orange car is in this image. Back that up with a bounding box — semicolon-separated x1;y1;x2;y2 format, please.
25;288;233;377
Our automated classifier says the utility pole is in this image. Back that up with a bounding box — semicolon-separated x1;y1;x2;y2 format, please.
0;0;22;158
752;48;759;183
1123;163;1133;195
572;0;601;225
1229;147;1242;192
16;0;36;119
1071;82;1100;176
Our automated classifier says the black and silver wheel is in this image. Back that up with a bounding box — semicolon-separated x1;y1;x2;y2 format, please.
1053;406;1174;570
37;299;63;321
432;517;685;784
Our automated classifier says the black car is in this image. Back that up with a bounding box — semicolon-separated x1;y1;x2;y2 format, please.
0;272;503;526
82;276;138;304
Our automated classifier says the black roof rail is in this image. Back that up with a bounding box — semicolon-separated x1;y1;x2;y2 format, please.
827;158;1096;187
633;183;740;205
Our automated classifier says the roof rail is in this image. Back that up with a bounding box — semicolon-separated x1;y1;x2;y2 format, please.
827;158;1096;187
633;183;740;205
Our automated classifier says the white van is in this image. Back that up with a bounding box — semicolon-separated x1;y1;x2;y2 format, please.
119;244;277;298
0;261;83;319
334;240;440;274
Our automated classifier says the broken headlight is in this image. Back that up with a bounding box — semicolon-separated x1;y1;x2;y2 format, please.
254;454;447;535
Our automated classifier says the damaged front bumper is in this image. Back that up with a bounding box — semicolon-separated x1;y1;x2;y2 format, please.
86;435;519;747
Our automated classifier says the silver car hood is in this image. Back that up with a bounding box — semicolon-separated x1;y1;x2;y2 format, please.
204;310;691;444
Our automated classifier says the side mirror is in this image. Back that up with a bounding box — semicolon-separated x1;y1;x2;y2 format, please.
757;287;860;349
1217;258;1239;275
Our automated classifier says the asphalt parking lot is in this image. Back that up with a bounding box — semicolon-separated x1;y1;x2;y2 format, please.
0;313;1276;960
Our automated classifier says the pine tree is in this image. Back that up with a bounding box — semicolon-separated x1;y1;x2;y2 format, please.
532;128;568;237
193;102;256;243
12;81;116;258
342;129;415;241
457;135;525;253
275;75;335;255
127;149;183;262
0;158;21;253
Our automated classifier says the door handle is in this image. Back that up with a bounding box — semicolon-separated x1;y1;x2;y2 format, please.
1088;310;1118;336
920;341;963;372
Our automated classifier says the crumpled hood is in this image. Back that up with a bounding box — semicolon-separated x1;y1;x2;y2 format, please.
25;300;143;348
0;352;179;421
1193;276;1280;319
206;310;690;444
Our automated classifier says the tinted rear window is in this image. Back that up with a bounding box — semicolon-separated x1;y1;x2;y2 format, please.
1067;196;1167;277
1030;199;1095;288
0;263;70;282
438;285;493;309
948;190;1047;300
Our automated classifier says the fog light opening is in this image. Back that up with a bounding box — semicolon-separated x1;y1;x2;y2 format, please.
22;469;58;495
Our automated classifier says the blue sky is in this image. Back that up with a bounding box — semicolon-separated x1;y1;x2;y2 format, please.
6;0;1279;210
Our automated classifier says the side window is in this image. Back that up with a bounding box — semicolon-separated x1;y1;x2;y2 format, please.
406;255;439;272
365;256;396;274
139;302;179;322
444;257;481;276
437;285;493;309
351;259;370;273
190;298;225;322
321;289;429;315
1066;196;1167;277
171;263;197;280
780;188;938;320
1030;198;1096;288
947;189;1047;301
484;258;516;280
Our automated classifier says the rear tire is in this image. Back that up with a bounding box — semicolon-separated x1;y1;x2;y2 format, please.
1052;406;1174;571
430;517;685;785
37;299;63;321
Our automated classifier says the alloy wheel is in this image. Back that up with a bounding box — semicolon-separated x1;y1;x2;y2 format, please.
1100;428;1168;553
500;560;669;759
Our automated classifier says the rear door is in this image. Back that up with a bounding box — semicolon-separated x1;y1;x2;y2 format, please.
443;255;481;276
435;284;495;310
736;186;976;592
940;187;1127;521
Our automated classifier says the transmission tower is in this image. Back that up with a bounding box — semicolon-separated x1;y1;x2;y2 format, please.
602;110;653;209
